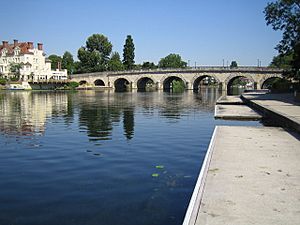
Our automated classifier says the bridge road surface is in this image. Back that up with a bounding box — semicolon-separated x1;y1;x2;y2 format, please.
183;126;300;225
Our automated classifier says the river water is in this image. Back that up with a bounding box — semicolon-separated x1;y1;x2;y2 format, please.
0;89;260;225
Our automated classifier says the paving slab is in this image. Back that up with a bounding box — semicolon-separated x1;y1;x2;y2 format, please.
242;93;300;132
216;96;244;105
214;105;262;120
183;126;300;225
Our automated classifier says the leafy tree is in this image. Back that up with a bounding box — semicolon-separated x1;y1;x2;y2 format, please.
264;1;300;81
108;52;124;71
269;51;294;69
142;62;157;70
264;0;300;54
48;54;62;70
158;54;187;69
9;63;22;80
172;80;185;92
78;34;112;73
230;61;238;68
62;51;74;74
123;35;135;70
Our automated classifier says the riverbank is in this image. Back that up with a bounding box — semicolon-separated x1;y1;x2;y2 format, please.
241;93;300;133
183;93;300;225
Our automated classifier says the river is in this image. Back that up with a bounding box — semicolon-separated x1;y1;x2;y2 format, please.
0;89;260;225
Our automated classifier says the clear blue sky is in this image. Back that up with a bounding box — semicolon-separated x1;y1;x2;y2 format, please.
1;0;281;66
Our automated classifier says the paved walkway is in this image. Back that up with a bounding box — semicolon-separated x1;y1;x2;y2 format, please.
183;126;300;225
216;96;244;105
242;93;300;132
214;105;262;120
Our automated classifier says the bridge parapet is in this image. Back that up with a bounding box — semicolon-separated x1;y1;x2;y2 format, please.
70;66;283;91
71;67;282;78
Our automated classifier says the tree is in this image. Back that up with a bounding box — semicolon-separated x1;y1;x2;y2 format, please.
269;51;294;69
62;51;74;74
158;54;187;69
9;63;22;80
123;35;135;70
48;54;62;70
230;61;238;68
142;62;157;70
78;34;113;73
264;1;300;81
264;0;300;54
108;52;124;71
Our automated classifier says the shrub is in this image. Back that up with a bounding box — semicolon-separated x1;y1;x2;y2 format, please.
0;78;7;85
172;80;185;92
68;81;79;90
271;78;292;93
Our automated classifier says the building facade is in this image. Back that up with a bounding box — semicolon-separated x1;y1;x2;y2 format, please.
0;40;67;81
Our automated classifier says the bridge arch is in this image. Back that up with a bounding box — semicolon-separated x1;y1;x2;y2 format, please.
79;80;88;85
225;74;255;95
161;75;187;91
192;74;220;91
259;74;283;89
136;77;156;91
114;78;130;92
94;79;105;86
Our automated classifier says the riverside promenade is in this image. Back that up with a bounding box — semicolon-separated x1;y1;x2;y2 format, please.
183;93;300;225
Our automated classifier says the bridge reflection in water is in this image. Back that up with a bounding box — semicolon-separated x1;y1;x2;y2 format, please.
0;88;222;141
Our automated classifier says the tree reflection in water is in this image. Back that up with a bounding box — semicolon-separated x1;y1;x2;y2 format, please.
0;88;222;141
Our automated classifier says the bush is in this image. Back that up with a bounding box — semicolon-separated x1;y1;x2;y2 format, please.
172;80;185;92
68;81;79;90
0;78;7;85
10;76;19;82
271;78;292;93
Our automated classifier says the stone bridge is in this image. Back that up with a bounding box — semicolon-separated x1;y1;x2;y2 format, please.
70;67;283;92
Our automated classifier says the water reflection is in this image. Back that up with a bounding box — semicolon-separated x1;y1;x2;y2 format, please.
0;91;68;136
0;88;222;141
1;87;256;225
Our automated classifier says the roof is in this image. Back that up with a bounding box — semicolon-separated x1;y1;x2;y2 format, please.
0;42;34;56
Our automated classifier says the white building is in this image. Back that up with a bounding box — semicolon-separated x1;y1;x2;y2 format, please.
0;40;68;81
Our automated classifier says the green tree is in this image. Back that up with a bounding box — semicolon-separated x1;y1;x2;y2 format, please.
48;54;62;70
62;51;74;74
142;62;157;70
158;54;187;69
264;0;300;54
264;1;300;81
230;61;238;68
123;35;135;70
9;63;22;80
78;34;113;73
108;52;124;71
269;51;294;69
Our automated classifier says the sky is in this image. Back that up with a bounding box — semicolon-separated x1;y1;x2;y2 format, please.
1;0;282;66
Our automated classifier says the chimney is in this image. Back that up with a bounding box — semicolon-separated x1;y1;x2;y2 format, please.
14;39;18;47
37;43;43;50
2;41;8;48
57;61;62;70
27;42;34;49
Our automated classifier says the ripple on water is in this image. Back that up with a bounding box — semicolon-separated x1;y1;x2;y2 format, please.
0;90;261;225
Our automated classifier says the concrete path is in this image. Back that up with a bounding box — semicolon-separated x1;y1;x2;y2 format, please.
183;126;300;225
242;93;300;132
215;105;262;120
216;96;244;105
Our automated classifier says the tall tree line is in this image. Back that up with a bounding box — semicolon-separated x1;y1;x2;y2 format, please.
48;33;188;74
